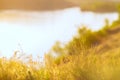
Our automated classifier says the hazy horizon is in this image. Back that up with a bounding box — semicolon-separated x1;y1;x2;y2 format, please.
0;0;77;11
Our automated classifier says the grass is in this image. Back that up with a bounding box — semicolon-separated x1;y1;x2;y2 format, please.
0;13;120;80
43;17;120;80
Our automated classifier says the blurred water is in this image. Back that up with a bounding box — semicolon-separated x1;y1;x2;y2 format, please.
0;7;118;58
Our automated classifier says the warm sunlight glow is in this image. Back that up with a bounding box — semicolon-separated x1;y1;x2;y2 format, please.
0;7;118;58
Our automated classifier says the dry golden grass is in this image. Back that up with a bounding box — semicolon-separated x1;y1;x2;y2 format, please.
0;19;120;80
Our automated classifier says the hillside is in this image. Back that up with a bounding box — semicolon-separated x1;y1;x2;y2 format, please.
0;0;77;11
0;0;120;12
92;25;120;54
43;20;120;80
0;18;119;80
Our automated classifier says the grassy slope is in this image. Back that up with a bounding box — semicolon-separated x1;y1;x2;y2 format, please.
97;26;120;54
44;22;120;80
0;18;120;80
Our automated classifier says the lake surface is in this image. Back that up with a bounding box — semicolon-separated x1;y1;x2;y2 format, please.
0;7;118;59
